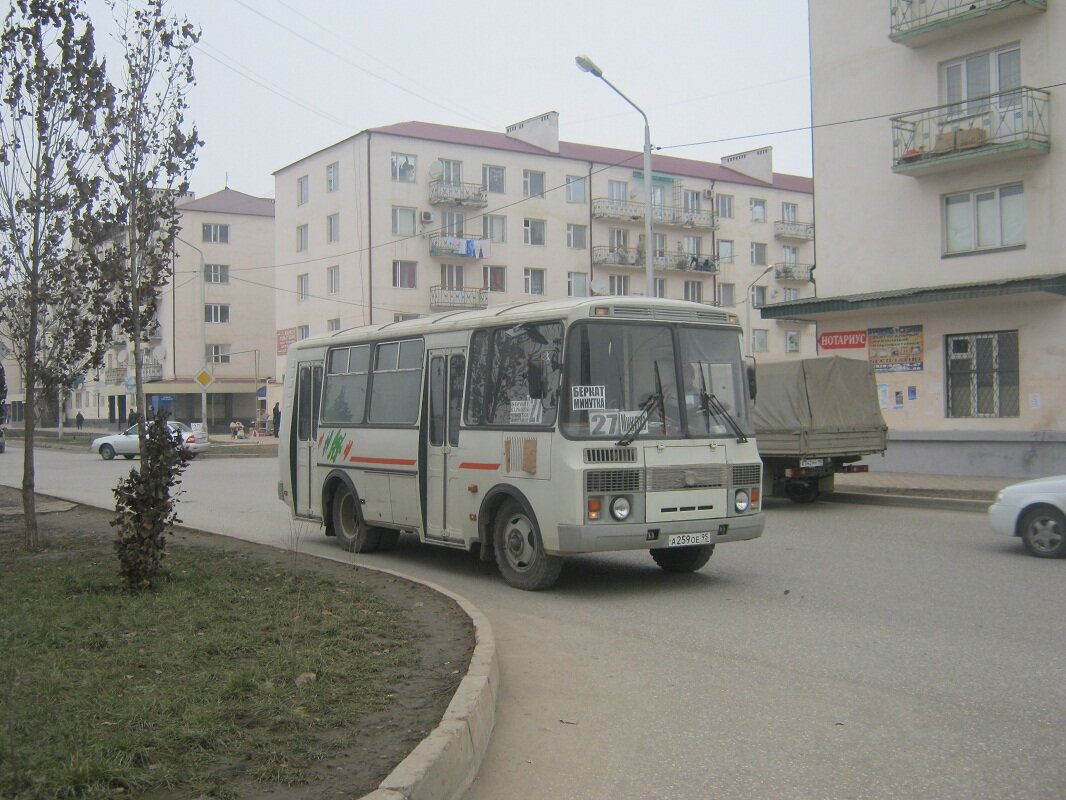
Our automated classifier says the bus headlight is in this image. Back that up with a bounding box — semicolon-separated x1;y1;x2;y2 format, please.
734;490;750;513
610;496;632;521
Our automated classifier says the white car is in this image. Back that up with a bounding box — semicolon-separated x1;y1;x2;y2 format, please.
988;475;1066;558
91;421;209;460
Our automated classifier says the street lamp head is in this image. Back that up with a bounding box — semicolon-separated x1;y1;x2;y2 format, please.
575;55;603;78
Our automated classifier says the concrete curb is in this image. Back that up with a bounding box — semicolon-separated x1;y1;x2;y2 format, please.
823;490;991;514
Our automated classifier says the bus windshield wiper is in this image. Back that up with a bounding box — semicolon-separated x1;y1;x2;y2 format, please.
696;361;748;443
617;362;664;446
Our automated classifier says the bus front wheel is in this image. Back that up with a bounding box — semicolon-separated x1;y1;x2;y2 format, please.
650;544;715;573
493;500;563;591
332;485;381;553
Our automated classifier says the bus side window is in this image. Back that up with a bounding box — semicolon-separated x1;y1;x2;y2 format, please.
448;355;465;446
464;330;490;425
297;365;312;441
429;357;445;447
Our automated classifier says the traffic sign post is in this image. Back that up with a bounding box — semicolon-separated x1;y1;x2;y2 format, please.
195;368;214;433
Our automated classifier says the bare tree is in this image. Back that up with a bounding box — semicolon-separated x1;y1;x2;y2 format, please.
0;0;117;548
104;0;200;459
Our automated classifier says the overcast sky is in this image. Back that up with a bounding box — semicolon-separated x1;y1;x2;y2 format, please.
85;0;813;199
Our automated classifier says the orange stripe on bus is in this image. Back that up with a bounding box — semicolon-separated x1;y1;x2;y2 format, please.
459;462;501;470
348;456;417;466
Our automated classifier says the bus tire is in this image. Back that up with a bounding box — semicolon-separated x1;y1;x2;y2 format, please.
376;529;401;551
332;485;381;553
493;500;562;591
650;544;715;573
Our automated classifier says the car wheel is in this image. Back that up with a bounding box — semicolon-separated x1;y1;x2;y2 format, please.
1019;506;1066;558
650;544;715;573
332;484;381;553
493;500;563;591
99;444;115;460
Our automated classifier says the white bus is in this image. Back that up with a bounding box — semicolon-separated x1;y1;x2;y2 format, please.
279;296;765;590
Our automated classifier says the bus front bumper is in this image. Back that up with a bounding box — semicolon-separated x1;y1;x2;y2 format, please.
552;512;764;555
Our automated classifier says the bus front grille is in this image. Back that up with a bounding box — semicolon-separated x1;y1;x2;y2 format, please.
584;447;637;464
646;464;728;491
586;469;644;493
732;464;762;486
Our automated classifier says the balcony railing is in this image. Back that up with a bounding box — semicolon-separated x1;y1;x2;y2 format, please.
428;179;488;208
428;234;491;259
591;246;718;273
892;87;1050;175
773;263;814;282
591;198;717;229
890;0;1046;46
429;285;488;310
774;220;815;241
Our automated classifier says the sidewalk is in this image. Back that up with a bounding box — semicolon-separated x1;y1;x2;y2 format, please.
834;470;1012;501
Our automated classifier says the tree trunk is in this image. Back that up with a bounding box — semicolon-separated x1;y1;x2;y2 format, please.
57;391;64;439
21;333;38;551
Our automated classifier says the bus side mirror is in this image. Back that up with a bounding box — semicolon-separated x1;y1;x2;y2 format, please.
528;358;546;399
745;360;757;402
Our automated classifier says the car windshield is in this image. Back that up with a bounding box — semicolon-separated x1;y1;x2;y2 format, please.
560;321;751;441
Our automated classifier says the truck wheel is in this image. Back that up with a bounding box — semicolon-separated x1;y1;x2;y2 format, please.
1019;506;1066;558
332;485;381;553
651;544;715;573
786;479;820;504
494;500;563;591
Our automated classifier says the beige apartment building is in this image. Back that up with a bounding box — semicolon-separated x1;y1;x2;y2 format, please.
71;188;276;430
763;0;1063;476
272;114;815;385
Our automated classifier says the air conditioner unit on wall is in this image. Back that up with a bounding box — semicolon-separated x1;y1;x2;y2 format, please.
702;189;714;200
420;211;434;223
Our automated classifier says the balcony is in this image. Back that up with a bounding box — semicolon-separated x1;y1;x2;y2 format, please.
773;263;814;282
892;87;1050;175
774;220;815;241
591;246;718;273
428;234;491;259
429;285;488;310
591;198;717;230
428;179;488;208
890;1;1046;47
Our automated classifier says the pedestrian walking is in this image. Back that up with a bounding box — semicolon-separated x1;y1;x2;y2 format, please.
272;402;281;438
75;411;84;430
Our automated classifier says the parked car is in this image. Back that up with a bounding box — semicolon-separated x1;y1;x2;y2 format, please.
988;475;1066;558
90;421;209;460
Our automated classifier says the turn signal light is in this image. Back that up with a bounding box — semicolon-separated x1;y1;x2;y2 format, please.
587;498;602;520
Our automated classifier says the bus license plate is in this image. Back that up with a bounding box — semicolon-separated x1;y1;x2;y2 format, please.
668;532;712;547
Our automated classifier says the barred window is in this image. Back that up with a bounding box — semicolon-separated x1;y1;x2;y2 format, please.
946;331;1019;418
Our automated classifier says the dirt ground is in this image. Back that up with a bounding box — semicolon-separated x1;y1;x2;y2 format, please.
0;486;475;799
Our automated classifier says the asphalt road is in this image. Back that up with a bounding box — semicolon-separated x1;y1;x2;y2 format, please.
3;448;1063;800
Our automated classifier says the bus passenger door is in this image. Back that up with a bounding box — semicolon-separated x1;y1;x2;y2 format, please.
425;350;466;542
293;361;322;517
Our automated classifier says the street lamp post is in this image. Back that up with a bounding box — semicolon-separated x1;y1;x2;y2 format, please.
576;55;655;299
745;265;775;356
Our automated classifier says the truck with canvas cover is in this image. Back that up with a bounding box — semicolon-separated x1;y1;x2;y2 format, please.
751;356;887;503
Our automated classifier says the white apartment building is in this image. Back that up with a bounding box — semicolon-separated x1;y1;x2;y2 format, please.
272;114;815;384
763;0;1063;476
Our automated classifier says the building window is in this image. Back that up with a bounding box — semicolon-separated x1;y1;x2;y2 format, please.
942;45;1020;117
683;189;701;213
483;215;505;243
568;272;587;297
782;202;798;223
203;223;229;243
718;283;735;307
392;206;416;236
523;170;545;198
682;235;701;257
751;242;767;265
327;265;339;295
483;265;506;292
296;224;308;252
524;268;546;295
750;198;766;223
653;233;667;258
440;262;464;289
327;161;340;192
394;313;420;322
440;159;462;184
653;278;666;298
567;224;587;249
609;275;629;296
327;318;341;332
946;331;1019;417
944;183;1024;254
752;330;768;353
442;210;464;237
297;273;309;301
206;344;231;364
782;245;798;265
327;213;340;243
297;175;309;206
716;194;733;219
751;285;767;308
609;227;628;254
392;260;417;289
566;175;586;203
297;325;310;341
204;263;229;284
523;218;545;246
684;280;703;303
483;165;505;193
785;331;800;353
783;287;799;301
204;303;230;323
392;153;416;182
717;239;734;264
607;180;628;201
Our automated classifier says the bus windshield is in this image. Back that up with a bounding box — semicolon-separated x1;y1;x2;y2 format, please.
560;321;750;441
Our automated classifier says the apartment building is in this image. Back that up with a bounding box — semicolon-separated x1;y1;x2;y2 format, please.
763;0;1063;476
272;113;815;384
78;188;276;429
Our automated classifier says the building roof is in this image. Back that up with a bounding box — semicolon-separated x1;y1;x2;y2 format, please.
276;120;813;193
177;188;275;217
759;273;1066;318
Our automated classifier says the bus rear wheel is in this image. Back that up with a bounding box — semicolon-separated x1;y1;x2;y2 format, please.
650;544;715;573
332;485;381;553
493;500;562;591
